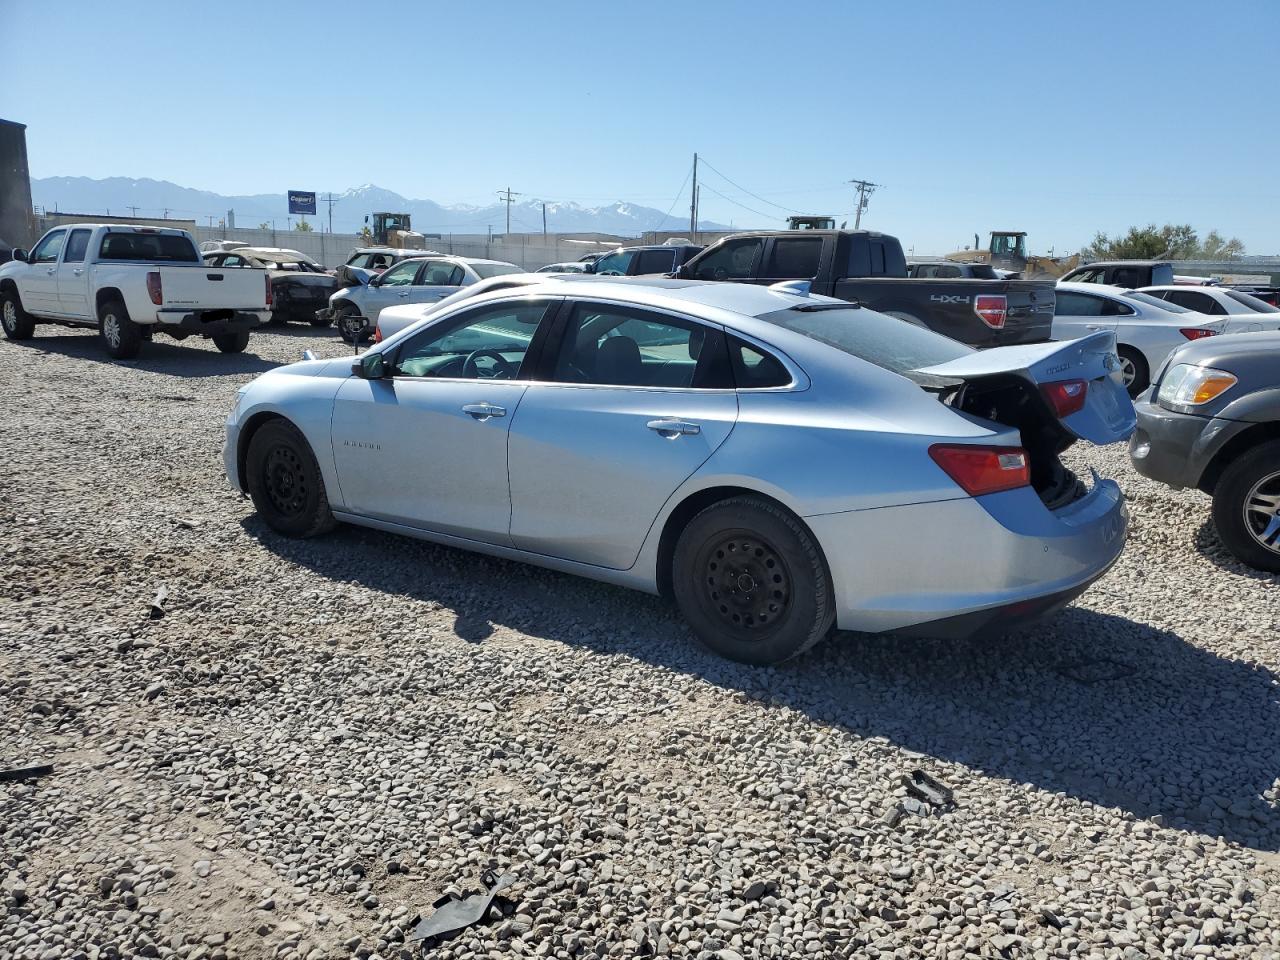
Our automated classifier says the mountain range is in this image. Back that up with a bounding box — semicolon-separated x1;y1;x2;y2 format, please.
30;177;733;236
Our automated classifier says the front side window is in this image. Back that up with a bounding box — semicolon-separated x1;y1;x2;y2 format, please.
377;260;422;286
392;300;550;379
691;238;764;281
30;230;67;264
550;303;730;389
592;250;635;276
63;229;91;264
221;254;247;267
764;238;822;279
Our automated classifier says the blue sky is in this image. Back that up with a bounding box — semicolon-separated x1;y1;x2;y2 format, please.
6;0;1278;253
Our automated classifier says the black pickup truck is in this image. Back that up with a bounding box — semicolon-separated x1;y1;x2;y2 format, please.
676;230;1054;346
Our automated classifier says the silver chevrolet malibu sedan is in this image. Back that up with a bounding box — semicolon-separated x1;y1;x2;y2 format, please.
225;277;1135;664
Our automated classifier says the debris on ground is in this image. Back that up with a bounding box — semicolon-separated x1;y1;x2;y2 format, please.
148;584;169;620
409;869;518;948
902;769;956;809
0;764;54;783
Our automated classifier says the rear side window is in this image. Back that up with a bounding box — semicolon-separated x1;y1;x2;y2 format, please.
869;241;887;276
1162;290;1223;314
632;249;677;275
1225;290;1280;313
1056;292;1133;317
63;229;91;264
764;238;822;279
691;238;763;280
729;337;791;388
99;233;198;262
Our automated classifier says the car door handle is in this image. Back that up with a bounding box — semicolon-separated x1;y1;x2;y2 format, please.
398;291;410;297
1086;324;1104;330
462;402;506;420
72;268;83;276
46;267;56;275
647;418;701;437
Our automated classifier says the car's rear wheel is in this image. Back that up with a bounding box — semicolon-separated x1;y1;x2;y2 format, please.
213;330;251;353
672;496;835;665
245;419;337;538
99;299;142;359
1212;440;1280;573
1;288;35;340
335;304;368;344
1117;346;1149;397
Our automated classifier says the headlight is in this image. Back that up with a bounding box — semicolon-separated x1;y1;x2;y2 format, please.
1157;364;1237;407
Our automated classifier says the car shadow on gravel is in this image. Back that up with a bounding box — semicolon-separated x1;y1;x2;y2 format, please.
9;333;278;377
247;517;1280;852
1193;517;1280;583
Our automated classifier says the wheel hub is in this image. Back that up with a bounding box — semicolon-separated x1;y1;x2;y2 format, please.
702;534;790;634
1244;470;1280;554
103;314;121;348
265;445;307;516
1118;356;1136;386
2;301;15;330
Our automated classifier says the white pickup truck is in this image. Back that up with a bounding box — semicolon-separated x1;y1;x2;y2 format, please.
0;223;271;359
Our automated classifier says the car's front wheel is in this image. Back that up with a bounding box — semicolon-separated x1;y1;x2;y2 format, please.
1212;440;1280;573
672;496;835;665
245;419;337;538
1;288;35;340
335;304;368;344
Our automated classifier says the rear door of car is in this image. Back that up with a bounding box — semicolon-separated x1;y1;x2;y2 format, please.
758;235;825;286
630;248;678;276
505;298;739;569
56;228;93;318
1052;290;1122;341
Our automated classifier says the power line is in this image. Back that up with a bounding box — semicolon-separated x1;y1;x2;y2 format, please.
650;164;694;232
697;182;779;223
698;157;804;215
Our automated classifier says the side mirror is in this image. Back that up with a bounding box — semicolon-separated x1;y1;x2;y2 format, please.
352;351;388;379
675;263;693;279
11;248;28;263
367;273;383;287
581;261;595;274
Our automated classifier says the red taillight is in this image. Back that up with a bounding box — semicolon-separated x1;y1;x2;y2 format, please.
265;274;273;308
929;444;1030;496
974;294;1007;330
1180;327;1217;340
373;325;383;343
1040;379;1088;418
146;271;162;305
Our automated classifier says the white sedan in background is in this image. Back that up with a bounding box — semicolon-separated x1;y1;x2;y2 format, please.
1139;285;1280;332
328;255;522;343
1052;282;1223;396
374;273;590;341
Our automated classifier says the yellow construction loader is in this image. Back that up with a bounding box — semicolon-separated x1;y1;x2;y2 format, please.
947;231;1079;279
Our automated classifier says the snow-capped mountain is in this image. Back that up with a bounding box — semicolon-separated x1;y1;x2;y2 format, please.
30;177;733;235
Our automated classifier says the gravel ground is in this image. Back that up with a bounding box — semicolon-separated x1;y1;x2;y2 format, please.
2;324;1279;960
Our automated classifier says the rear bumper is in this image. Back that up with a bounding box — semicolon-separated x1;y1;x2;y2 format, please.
1128;393;1247;491
155;309;268;335
807;477;1127;637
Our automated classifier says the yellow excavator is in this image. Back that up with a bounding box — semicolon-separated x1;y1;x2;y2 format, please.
946;231;1079;279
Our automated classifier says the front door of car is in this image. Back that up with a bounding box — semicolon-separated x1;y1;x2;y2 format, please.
506;300;739;570
1051;291;1121;341
330;298;558;542
56;229;93;318
360;258;422;323
19;229;67;314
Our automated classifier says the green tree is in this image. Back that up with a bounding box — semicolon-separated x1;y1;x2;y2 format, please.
294;219;313;232
1083;223;1245;260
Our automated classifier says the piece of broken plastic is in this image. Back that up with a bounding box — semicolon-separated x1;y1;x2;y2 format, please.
409;869;517;943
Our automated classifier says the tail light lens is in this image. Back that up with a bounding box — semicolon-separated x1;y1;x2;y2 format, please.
1180;327;1217;340
265;274;274;308
974;294;1007;329
929;444;1030;496
146;271;162;305
1040;379;1088;418
373;325;383;344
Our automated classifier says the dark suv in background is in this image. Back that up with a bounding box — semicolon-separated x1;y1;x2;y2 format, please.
586;243;703;276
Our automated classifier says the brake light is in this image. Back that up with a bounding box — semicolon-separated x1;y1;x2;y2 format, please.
929;444;1030;496
1040;379;1088;418
265;274;273;308
146;271;162;305
974;294;1007;330
1180;327;1217;340
373;325;383;343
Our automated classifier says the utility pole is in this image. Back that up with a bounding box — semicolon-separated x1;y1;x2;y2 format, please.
320;193;339;234
127;206;139;218
497;187;520;235
542;202;547;238
848;178;881;229
689;153;698;235
162;207;169;219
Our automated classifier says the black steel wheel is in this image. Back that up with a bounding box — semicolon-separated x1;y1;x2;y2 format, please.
245;419;337;538
673;496;834;664
336;304;369;344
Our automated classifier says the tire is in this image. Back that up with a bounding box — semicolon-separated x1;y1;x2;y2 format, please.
672;496;835;665
213;330;251;354
267;309;289;327
309;312;333;328
99;299;142;359
1117;346;1149;398
1211;440;1280;573
1;288;36;340
335;304;368;344
245;419;337;538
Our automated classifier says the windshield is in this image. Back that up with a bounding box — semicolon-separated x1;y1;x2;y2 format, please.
758;305;971;388
471;262;522;279
99;233;199;262
1123;291;1191;313
1226;290;1280;313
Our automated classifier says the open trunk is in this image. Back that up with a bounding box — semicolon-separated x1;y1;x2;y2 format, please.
916;331;1137;508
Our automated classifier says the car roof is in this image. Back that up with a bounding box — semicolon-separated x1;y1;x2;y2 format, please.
1073;260;1171;268
1140;285;1223;294
1055;282;1138;297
